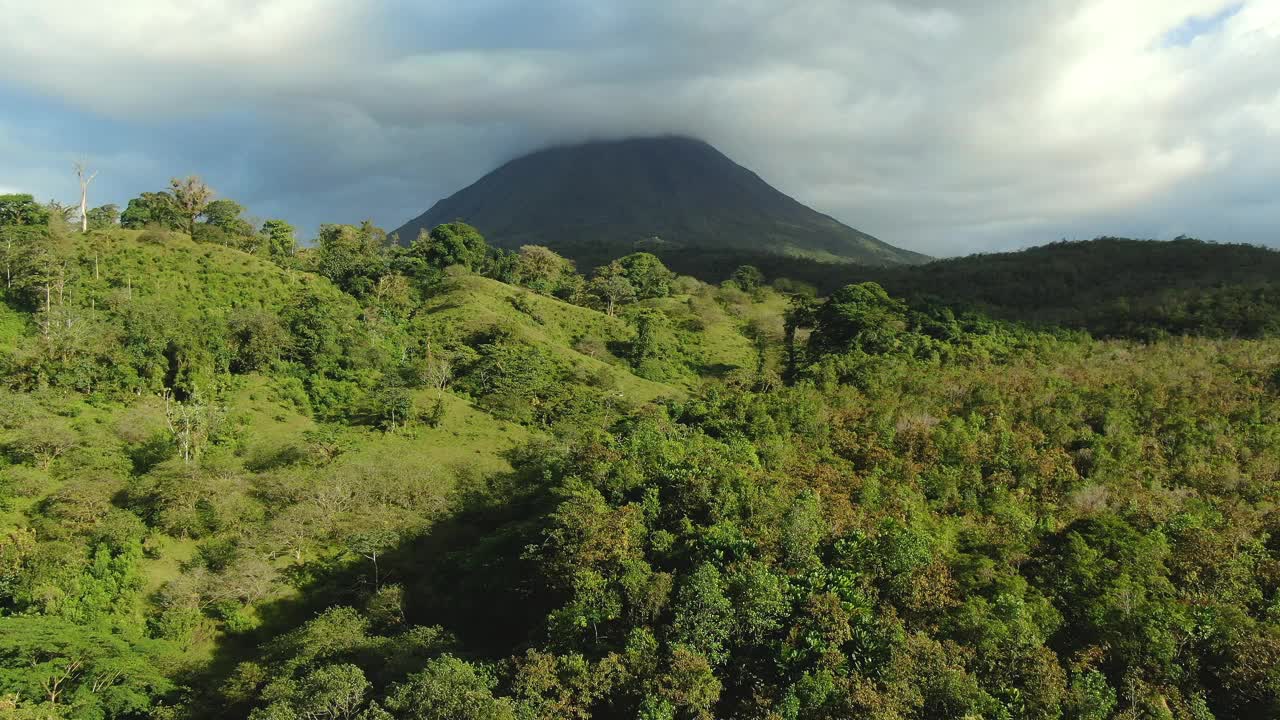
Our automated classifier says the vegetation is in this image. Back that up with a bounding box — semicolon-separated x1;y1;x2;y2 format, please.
652;238;1280;341
1;182;1278;719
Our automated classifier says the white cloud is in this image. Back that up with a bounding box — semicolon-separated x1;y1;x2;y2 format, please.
0;0;1276;254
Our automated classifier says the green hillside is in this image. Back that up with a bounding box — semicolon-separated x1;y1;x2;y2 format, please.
0;225;784;708
2;213;1279;720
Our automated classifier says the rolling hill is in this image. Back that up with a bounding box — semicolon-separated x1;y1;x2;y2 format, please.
392;136;929;267
4;220;1280;718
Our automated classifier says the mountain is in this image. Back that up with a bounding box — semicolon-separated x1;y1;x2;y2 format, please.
392;136;929;267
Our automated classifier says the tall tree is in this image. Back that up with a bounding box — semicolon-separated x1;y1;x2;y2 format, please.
261;219;296;262
74;161;98;233
170;176;213;235
731;265;765;291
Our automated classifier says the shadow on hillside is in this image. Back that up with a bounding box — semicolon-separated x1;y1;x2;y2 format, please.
182;451;559;718
696;362;741;379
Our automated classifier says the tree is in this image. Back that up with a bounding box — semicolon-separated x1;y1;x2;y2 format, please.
282;284;348;374
587;271;635;317
7;418;78;470
121;192;181;230
671;564;733;665
657;645;721;719
0;226;55;297
162;390;225;465
384;656;516;720
262;219;297;262
628;308;666;373
409;222;489;273
303;424;349;465
227;309;288;372
807;282;910;357
86;204;120;231
0;195;50;227
313;223;388;297
366;386;417;432
348;529;399;590
294;664;370;720
615;252;673;299
170;175;214;235
0;616;172;714
781;490;826;571
43;201;77;234
515;245;575;296
74;162;98;233
731;265;764;292
202;199;254;237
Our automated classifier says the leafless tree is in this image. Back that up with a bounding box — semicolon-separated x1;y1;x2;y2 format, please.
74;161;98;233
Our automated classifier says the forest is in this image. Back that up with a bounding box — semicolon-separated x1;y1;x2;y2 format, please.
642;238;1280;341
1;183;1278;720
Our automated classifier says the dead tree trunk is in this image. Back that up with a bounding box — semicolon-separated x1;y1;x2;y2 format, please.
75;161;98;233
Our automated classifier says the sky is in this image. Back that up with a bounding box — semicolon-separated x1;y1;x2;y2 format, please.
1;0;1276;257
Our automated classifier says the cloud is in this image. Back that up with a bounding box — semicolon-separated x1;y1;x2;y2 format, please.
0;0;1276;255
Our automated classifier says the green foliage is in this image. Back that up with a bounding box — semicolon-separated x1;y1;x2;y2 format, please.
407;222;490;275
201;200;250;235
586;272;635;316
121;192;182;230
384;656;515;720
86;204;120;231
626;308;681;381
261;220;297;263
514;245;579;298
170;176;214;236
455;330;565;424
0;617;173;716
2;221;1279;720
731;265;764;292
312;222;390;298
0;194;50;227
614;252;673;299
808;282;909;356
227;309;288;373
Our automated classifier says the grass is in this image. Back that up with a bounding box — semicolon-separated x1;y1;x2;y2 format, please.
0;301;26;353
71;229;355;322
421;274;678;403
344;391;533;479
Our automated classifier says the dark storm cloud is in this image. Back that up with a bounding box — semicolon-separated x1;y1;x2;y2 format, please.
0;0;1276;254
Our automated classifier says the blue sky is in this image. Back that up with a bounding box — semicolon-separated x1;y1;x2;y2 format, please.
1162;2;1244;46
1;0;1276;256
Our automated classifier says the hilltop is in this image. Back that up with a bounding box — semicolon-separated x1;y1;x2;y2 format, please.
866;237;1280;338
392;136;929;267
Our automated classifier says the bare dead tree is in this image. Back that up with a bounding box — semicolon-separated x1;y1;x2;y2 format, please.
74;161;99;233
